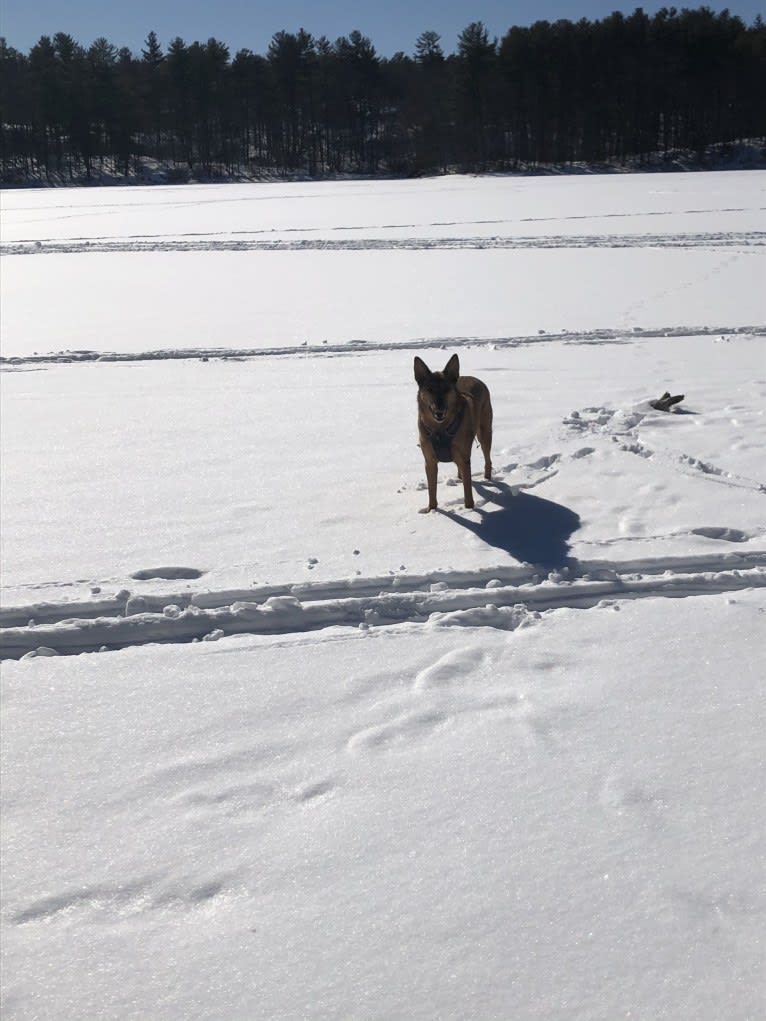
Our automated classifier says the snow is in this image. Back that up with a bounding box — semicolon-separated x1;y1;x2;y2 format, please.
1;172;765;1019
2;172;764;359
3;596;764;1020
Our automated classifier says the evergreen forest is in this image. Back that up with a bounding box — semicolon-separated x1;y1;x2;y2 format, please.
1;7;764;184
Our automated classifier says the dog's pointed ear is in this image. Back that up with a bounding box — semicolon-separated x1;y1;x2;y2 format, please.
414;356;431;385
443;353;460;382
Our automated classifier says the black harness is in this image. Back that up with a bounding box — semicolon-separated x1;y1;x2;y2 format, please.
421;405;465;462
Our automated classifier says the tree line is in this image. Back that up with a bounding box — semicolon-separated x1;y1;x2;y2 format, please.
1;7;764;184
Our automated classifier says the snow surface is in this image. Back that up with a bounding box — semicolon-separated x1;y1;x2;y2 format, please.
3;593;765;1021
1;172;764;359
1;172;765;1020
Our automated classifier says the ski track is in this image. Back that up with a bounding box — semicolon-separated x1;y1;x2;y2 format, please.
2;552;764;659
6;199;761;222
2;325;764;367
2;229;764;258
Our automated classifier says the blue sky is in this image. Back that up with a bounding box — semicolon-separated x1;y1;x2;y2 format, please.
1;0;762;55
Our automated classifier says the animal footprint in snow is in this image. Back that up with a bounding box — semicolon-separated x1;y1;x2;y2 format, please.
348;710;448;753
12;879;152;925
691;526;749;543
563;407;615;432
130;566;204;581
618;440;653;458
598;772;667;827
412;647;487;691
180;781;276;817
527;453;560;471
292;778;336;804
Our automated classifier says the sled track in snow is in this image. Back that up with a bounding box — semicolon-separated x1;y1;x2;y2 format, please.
2;230;764;257
2;551;764;659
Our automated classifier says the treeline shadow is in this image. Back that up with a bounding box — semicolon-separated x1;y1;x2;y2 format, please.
443;481;581;569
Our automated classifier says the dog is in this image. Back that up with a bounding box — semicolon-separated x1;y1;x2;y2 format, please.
414;353;493;512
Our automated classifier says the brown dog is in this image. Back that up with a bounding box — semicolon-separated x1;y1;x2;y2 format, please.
414;353;493;512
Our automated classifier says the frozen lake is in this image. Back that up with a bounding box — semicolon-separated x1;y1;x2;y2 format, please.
1;172;765;1021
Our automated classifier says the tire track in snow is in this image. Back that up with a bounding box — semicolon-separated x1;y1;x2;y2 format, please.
3;230;764;257
2;552;764;659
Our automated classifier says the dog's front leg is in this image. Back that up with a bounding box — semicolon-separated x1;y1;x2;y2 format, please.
458;457;474;509
420;458;439;513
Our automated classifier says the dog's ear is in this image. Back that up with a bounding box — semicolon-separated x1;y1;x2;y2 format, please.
443;353;460;383
414;357;431;385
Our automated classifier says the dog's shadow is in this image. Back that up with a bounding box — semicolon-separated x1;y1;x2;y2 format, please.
442;480;581;569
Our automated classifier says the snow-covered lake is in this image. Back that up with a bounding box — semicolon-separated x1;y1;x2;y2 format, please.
1;172;765;1020
2;172;764;358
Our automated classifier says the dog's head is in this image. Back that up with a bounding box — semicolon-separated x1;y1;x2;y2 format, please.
414;354;460;424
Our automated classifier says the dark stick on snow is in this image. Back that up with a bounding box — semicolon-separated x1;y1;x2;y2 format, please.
649;391;685;412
